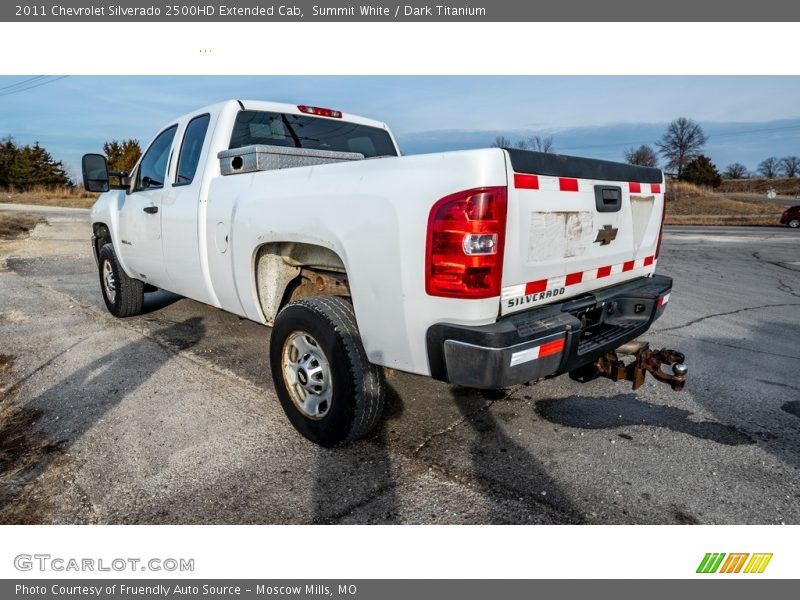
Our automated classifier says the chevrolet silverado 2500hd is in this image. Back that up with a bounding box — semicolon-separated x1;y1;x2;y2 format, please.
83;99;687;446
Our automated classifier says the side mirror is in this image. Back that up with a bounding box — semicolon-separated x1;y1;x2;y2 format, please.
109;171;131;190
82;153;110;192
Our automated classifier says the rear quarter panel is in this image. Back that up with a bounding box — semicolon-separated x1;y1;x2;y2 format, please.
210;148;509;375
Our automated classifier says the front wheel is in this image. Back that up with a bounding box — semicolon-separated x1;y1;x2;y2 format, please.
97;243;144;317
788;219;800;228
269;296;385;446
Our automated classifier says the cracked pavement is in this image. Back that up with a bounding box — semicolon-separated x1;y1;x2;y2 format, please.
1;206;799;524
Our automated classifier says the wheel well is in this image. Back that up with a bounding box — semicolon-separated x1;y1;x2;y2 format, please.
254;242;351;325
92;223;112;258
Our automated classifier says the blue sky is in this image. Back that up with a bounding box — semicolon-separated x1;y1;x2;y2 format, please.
1;76;798;178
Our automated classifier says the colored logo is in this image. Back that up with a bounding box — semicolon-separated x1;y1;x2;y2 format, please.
697;553;773;574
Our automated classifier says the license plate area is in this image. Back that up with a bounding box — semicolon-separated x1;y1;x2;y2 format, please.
569;297;653;356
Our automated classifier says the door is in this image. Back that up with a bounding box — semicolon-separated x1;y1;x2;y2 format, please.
118;124;177;287
161;113;214;303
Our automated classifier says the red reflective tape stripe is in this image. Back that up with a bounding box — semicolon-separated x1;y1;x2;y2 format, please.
519;257;653;298
565;271;584;286
597;265;612;278
538;338;565;358
559;177;579;192
525;279;547;294
650;183;661;194
629;182;641;194
514;173;539;189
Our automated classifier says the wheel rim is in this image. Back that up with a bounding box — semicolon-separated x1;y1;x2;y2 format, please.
102;259;116;303
790;220;800;228
281;330;333;420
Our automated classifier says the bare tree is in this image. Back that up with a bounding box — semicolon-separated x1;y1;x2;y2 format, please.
524;135;555;153
491;135;554;153
723;163;749;179
758;156;781;179
624;144;658;167
656;117;708;177
780;156;800;178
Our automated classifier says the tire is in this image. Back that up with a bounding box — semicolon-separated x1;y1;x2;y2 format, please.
788;219;800;228
97;243;144;317
270;295;385;446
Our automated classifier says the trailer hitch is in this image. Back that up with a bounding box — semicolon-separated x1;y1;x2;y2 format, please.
571;341;687;391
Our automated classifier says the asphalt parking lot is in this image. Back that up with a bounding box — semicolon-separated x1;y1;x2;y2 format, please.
1;203;798;524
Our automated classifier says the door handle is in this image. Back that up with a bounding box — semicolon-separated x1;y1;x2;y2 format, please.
143;206;158;214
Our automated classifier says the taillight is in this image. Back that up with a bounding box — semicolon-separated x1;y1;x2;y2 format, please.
297;105;342;118
655;192;666;259
425;186;508;298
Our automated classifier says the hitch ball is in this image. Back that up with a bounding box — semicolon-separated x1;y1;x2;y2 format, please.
672;363;688;376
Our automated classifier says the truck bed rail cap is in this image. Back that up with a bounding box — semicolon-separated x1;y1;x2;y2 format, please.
505;148;663;184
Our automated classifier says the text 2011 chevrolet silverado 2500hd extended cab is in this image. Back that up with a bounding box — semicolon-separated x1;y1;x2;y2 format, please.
82;99;687;446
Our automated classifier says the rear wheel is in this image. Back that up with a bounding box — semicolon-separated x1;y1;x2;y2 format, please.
788;219;800;228
98;243;144;317
270;296;385;446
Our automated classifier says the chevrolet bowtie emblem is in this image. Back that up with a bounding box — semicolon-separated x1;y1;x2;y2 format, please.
594;225;618;245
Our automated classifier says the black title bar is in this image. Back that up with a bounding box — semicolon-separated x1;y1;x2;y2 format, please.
3;579;798;600
5;1;800;21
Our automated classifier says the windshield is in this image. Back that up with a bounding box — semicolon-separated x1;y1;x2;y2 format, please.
229;110;397;158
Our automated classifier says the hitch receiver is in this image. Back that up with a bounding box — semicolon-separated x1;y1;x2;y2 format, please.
571;341;687;391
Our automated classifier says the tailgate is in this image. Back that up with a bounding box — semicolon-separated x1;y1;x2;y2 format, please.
500;149;665;316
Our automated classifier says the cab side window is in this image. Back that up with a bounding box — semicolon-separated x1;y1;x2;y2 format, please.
175;114;210;186
134;125;178;192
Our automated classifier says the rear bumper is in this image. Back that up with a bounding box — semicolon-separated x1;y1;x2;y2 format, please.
426;274;673;389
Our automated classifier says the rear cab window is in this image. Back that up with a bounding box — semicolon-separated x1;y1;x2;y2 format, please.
229;110;397;158
175;114;211;186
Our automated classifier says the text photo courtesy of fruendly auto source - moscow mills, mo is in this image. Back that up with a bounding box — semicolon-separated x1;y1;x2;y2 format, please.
0;75;798;525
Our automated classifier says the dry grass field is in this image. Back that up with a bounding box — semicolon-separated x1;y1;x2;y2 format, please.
718;177;800;196
0;186;97;209
665;181;785;226
0;214;46;240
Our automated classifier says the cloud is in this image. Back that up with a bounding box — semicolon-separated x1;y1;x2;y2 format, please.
0;75;798;174
399;119;800;171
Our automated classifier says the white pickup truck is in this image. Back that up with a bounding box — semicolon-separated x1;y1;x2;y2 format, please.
83;99;686;446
